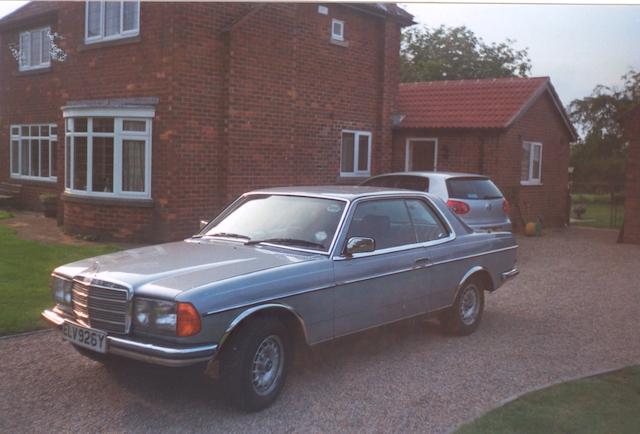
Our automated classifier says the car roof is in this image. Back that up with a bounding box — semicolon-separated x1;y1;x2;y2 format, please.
247;185;438;201
367;171;488;180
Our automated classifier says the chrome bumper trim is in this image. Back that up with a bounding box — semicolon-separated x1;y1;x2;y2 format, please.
501;267;519;281
42;308;218;368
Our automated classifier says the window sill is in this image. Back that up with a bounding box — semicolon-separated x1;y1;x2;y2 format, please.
10;176;57;185
330;38;349;48
14;66;52;77
78;35;141;52
520;181;543;186
62;192;154;208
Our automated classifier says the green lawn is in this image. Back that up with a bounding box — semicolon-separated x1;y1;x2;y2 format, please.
0;210;14;220
571;194;624;229
0;225;119;335
456;366;640;434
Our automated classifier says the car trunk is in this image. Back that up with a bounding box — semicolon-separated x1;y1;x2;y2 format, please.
446;177;507;226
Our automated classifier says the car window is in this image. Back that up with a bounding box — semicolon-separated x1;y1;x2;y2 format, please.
347;199;417;250
446;177;503;200
362;176;429;191
406;199;449;242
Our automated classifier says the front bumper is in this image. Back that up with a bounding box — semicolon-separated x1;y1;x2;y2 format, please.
42;308;218;367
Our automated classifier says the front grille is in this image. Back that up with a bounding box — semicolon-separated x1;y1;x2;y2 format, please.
72;280;129;334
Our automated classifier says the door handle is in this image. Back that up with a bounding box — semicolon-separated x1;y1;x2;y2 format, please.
414;257;430;268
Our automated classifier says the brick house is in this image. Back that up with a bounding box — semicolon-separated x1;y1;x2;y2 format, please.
0;1;413;242
620;105;640;244
393;77;577;229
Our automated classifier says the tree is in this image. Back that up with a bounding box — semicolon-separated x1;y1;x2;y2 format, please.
400;25;531;82
569;69;640;189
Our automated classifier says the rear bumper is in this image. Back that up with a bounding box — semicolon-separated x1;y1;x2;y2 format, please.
501;267;519;282
42;308;218;367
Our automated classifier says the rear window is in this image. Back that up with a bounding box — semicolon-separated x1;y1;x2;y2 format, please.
362;175;429;192
446;177;503;200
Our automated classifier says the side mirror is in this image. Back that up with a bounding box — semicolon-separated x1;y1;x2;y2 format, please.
344;237;375;256
199;220;209;231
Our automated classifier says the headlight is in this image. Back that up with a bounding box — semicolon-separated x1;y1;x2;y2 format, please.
133;298;177;335
51;276;73;305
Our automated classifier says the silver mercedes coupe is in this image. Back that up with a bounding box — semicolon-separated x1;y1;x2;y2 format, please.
42;186;518;411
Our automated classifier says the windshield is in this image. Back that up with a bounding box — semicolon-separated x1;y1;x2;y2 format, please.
446;177;503;200
203;195;347;252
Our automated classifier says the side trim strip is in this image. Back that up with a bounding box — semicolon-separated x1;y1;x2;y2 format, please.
203;245;517;318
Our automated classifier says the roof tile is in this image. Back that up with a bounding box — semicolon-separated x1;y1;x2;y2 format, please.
397;77;550;129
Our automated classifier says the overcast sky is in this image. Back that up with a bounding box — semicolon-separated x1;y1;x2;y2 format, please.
2;1;639;106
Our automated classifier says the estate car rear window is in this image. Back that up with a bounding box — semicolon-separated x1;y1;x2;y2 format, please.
446;178;503;200
361;175;429;191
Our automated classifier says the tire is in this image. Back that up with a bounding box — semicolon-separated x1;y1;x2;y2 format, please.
219;317;291;412
441;277;485;336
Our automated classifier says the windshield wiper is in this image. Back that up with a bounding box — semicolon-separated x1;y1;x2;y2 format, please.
245;238;326;250
204;232;251;240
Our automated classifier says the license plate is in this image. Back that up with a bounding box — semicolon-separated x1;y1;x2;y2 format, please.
62;322;107;354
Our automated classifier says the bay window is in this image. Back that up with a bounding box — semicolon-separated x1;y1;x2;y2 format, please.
341;130;371;177
10;124;57;181
521;141;543;185
86;0;140;44
64;116;151;198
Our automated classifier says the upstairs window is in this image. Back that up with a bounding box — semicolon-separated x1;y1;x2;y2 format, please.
341;131;371;177
331;19;344;41
19;28;51;71
521;141;543;185
10;124;58;181
86;0;140;44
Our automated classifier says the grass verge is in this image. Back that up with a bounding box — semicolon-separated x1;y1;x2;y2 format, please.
0;210;14;220
0;225;119;336
456;366;640;434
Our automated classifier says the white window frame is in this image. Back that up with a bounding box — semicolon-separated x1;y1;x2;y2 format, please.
85;0;140;44
18;27;51;72
63;110;153;199
331;19;344;41
405;138;438;172
10;123;58;182
521;141;543;185
340;130;371;177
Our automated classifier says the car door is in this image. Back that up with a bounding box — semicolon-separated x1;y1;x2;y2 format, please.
404;198;455;310
332;198;432;337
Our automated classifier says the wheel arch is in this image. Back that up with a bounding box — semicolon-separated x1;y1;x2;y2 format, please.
216;303;309;357
455;266;494;299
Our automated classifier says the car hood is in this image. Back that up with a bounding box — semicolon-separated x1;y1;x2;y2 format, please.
54;239;320;298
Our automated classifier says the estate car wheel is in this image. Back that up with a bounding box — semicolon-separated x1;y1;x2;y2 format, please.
219;317;291;412
441;277;485;336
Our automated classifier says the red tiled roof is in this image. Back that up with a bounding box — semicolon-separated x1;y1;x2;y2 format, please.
397;77;571;132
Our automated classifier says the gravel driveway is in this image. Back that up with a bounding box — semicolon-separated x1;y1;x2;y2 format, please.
1;227;639;433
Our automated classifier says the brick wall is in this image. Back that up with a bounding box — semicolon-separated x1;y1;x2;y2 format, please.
392;91;572;229
622;107;640;244
502;92;572;228
1;2;405;242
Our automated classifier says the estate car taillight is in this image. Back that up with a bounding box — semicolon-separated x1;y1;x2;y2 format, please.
447;199;470;215
502;199;511;215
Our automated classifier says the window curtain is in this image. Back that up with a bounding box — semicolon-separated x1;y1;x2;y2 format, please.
123;140;144;192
